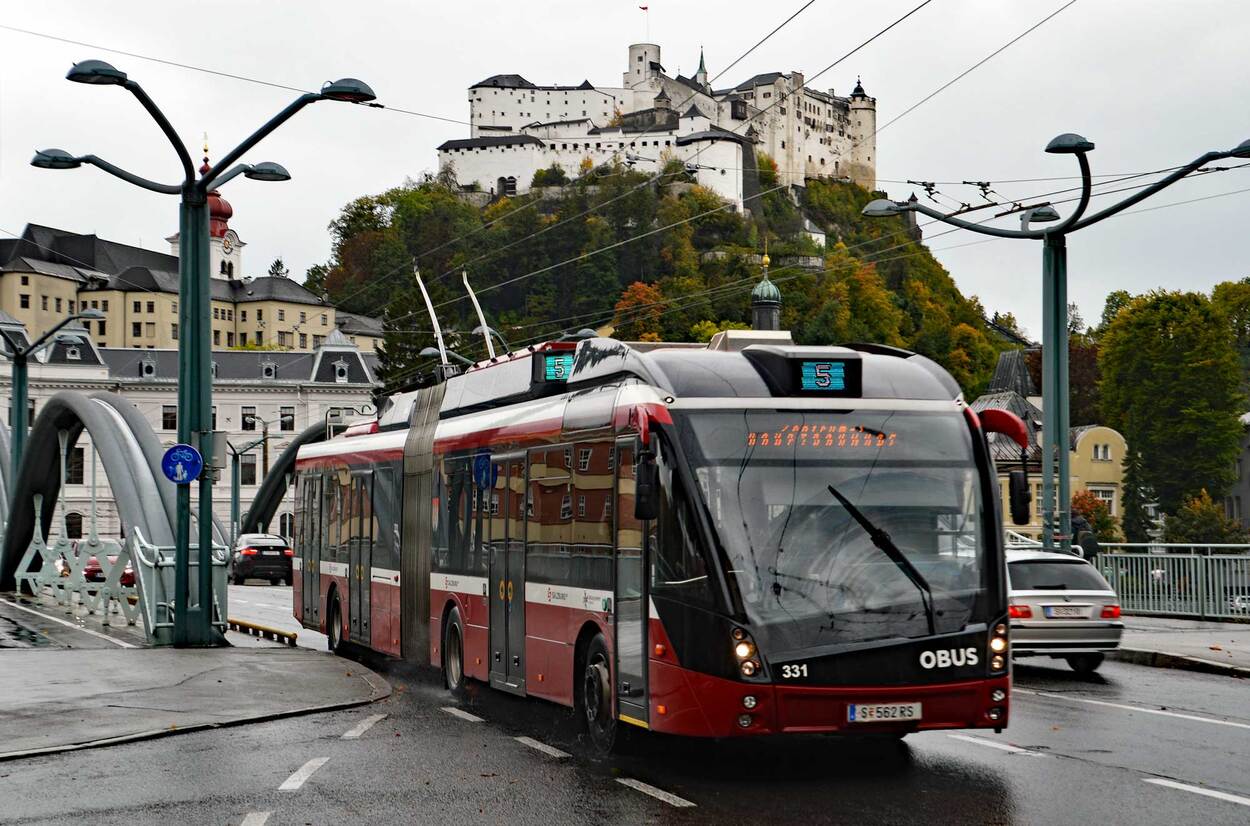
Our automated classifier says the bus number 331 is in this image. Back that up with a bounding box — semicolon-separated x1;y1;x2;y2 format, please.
780;663;809;679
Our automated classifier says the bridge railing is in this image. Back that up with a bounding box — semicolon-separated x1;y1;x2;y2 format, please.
1095;545;1250;621
127;526;229;645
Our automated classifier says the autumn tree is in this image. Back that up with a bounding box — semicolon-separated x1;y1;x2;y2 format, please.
1071;490;1120;541
1099;291;1244;516
613;281;665;341
1163;489;1249;543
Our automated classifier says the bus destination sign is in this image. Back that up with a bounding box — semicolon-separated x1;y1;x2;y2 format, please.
792;358;862;397
542;352;574;382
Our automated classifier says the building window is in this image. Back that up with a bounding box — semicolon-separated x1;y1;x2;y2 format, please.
280;406;295;431
578;448;592;471
277;309;285;321
67;448;85;485
19;294;29;309
240;453;257;486
133;300;141;314
102;300;108;312
145;323;156;337
213;330;221;345
1089;486;1117;516
68;300;75;313
20;275;28;285
227;332;235;347
313;335;324;348
171;323;178;340
146;301;155;313
299;333;307;349
66;346;81;360
241;406;256;430
162;405;177;430
65;512;84;539
98;320;106;337
241;310;247;322
132;322;142;338
257;309;264;322
239;332;247;346
211;406;217;429
213;308;220;320
41;296;48;310
320;313;327;326
299;312;306;324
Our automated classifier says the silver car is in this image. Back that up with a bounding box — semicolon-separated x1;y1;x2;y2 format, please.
1007;549;1123;674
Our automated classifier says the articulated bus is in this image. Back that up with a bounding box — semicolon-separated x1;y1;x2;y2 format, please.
291;333;1029;750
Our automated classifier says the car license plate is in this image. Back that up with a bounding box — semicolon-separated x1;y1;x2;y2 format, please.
848;702;921;723
1044;605;1087;618
262;550;280;556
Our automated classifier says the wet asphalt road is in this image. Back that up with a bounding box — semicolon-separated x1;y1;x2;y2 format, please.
1;585;1247;825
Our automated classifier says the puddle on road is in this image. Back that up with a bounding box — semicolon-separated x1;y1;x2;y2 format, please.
0;615;53;648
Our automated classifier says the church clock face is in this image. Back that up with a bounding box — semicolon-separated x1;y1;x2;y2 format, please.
222;230;237;254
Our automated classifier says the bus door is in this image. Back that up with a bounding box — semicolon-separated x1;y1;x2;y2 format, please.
301;474;323;626
614;439;649;726
489;453;526;694
348;472;373;645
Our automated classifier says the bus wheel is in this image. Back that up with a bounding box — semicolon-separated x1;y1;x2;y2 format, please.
1066;653;1104;674
443;607;468;697
579;633;617;753
326;594;343;653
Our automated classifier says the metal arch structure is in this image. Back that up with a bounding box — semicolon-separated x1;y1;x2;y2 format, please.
0;390;229;644
240;421;327;537
0;423;11;534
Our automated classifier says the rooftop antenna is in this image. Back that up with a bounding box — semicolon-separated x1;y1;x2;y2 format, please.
462;270;497;359
413;264;449;368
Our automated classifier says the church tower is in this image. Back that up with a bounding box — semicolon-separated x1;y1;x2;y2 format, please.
751;250;781;331
694;48;708;90
166;145;246;280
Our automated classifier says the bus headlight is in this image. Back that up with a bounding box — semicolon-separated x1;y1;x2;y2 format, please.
991;655;1005;671
989;637;1008;654
731;627;765;681
734;641;755;660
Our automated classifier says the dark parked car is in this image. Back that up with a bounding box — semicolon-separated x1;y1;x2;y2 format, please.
229;533;293;585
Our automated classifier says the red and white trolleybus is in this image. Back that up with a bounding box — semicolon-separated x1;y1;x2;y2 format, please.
291;334;1029;750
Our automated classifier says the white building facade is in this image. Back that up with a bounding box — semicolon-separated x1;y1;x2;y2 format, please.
442;42;876;207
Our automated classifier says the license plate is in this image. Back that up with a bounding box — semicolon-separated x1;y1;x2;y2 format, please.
1044;605;1088;618
848;702;922;723
262;550;280;556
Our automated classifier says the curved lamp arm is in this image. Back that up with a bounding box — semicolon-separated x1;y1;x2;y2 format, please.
903;201;1048;240
209;164;252;189
1071;151;1226;231
1045;152;1093;234
200;93;320;190
123;80;195;183
80;155;181;194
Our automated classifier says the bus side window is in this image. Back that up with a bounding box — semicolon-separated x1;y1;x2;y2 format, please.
444;458;474;574
527;446;572;586
651;449;713;607
573;441;612;591
374;465;397;573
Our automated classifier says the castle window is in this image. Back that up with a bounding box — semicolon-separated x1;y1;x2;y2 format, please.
220;261;228;274
41;296;48;310
102;300;108;312
19;294;29;309
133;301;141;313
20;275;28;286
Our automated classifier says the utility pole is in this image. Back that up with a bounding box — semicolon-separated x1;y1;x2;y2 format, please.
33;60;375;644
863;132;1250;552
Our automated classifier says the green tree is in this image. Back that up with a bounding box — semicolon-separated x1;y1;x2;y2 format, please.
267;257;289;278
1163;489;1249;543
531;164;569;187
690;319;750;342
1099;291;1244;515
1120;449;1154;543
1097;289;1134;334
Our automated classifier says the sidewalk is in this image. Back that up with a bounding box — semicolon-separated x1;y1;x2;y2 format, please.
1112;615;1250;678
0;600;390;761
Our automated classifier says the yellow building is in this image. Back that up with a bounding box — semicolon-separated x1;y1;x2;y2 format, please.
0;182;380;354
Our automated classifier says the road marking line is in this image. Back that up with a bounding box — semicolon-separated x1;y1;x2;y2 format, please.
514;736;570;758
947;733;1046;756
1;598;137;648
240;813;271;826
1017;688;1250;731
341;713;387;739
1143;778;1250;807
441;706;484;722
279;757;329;791
616;778;697;808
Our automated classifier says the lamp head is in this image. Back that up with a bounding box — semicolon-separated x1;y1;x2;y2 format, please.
1029;205;1061;223
418;347;443;360
862;198;905;218
31;148;82;170
1229;138;1250;159
320;78;376;103
1045;133;1095;154
66;59;128;85
244;161;292;182
55;333;87;345
77;308;106;320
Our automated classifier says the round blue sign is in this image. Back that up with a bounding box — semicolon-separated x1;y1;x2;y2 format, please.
472;452;497;490
162;443;203;485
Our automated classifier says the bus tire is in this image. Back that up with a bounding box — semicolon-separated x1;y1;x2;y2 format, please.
578;633;618;754
327;593;343;653
1066;653;1104;674
443;606;468;697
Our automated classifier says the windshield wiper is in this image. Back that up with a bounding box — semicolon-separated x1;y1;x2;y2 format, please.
828;483;936;635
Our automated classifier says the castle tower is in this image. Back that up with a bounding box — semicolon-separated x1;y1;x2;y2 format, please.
751;251;781;331
694;48;708;90
847;77;877;190
625;43;662;88
165;145;245;280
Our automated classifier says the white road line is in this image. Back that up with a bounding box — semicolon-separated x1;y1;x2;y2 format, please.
278;757;330;791
1143;778;1250;807
441;706;484;722
240;813;271;826
1;599;137;648
616;778;697;808
341;713;387;740
514;736;570;759
1017;688;1250;731
947;733;1046;756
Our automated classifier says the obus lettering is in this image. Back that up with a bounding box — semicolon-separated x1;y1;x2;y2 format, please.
918;647;980;669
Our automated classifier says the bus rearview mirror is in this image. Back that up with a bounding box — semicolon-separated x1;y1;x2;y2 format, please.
635;453;659;520
1008;470;1031;525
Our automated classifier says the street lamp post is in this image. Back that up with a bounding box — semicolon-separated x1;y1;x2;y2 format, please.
0;310;106;487
863;134;1250;552
32;60;375;645
241;411;295;489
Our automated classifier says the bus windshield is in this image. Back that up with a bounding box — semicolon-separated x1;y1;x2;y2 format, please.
674;409;988;655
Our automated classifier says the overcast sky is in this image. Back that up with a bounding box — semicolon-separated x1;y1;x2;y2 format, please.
2;0;1247;336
